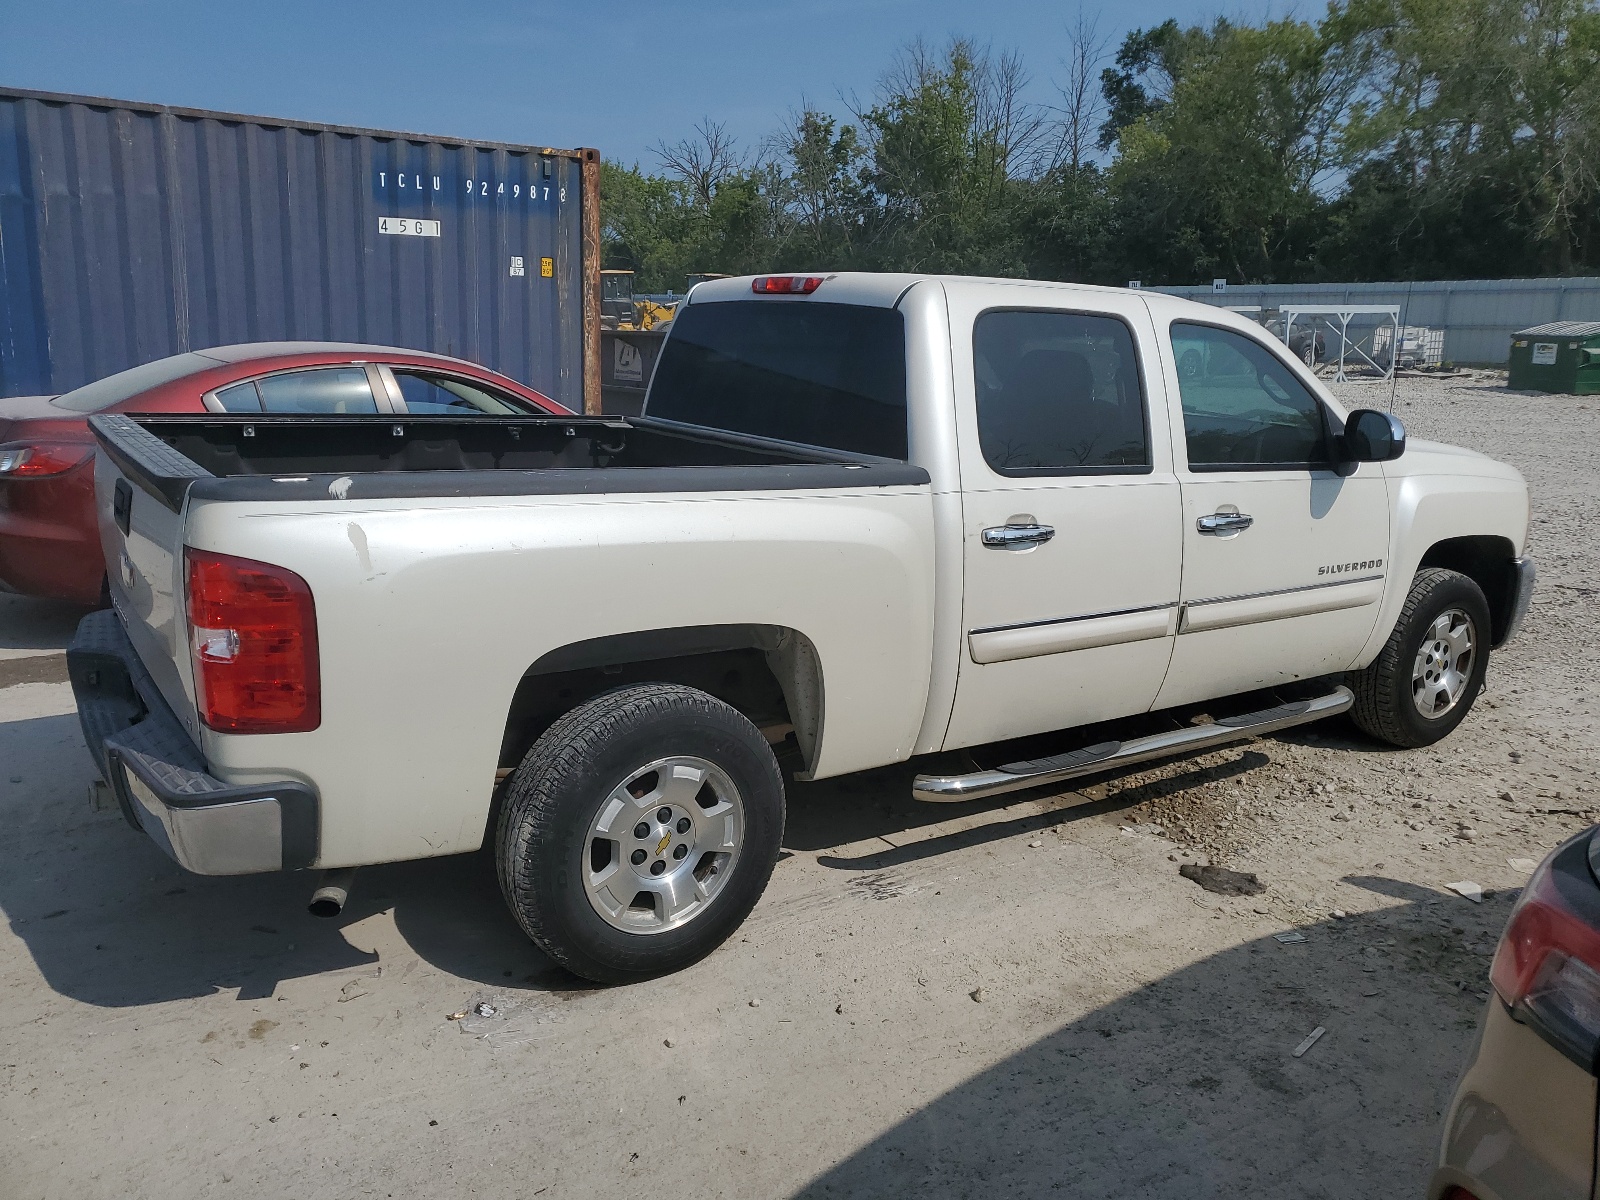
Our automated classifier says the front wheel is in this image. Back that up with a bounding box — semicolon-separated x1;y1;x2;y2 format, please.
1350;568;1491;748
496;683;785;983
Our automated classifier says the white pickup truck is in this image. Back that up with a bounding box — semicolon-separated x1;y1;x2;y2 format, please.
70;273;1535;982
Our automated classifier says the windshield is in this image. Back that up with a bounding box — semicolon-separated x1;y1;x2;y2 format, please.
50;352;218;412
646;300;907;459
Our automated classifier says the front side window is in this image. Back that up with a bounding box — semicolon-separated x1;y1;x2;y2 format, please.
973;310;1149;474
393;371;526;415
647;300;907;459
253;367;378;414
1171;323;1329;469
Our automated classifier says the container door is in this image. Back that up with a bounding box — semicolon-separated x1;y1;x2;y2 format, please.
942;295;1183;752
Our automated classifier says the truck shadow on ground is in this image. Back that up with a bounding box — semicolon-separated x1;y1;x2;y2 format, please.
0;594;90;651
789;750;1269;870
0;698;1406;1010
0;710;561;1007
791;881;1515;1199
788;708;1399;870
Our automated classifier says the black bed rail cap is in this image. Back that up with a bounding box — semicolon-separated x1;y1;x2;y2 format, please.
88;413;214;512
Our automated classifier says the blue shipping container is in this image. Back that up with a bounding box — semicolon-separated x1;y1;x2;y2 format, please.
0;87;602;411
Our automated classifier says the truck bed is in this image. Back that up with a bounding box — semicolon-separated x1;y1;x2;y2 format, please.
89;413;927;510
86;404;937;869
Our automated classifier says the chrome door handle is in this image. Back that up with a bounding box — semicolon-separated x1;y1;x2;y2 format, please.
982;523;1056;549
1196;512;1254;535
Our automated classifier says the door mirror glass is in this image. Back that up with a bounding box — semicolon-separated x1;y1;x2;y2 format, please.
1343;409;1406;462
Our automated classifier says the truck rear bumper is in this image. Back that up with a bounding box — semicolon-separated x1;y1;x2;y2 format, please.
66;609;319;875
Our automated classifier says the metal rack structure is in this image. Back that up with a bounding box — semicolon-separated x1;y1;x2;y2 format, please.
1281;305;1403;382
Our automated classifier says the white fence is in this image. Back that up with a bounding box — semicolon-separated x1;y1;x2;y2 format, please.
1151;277;1600;365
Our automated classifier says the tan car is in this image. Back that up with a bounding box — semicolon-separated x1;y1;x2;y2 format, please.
1430;826;1600;1199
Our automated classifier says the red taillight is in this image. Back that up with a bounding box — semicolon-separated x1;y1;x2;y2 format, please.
751;275;824;294
0;441;93;477
185;548;320;734
1490;839;1600;1070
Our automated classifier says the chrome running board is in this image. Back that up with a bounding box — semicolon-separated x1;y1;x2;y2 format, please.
911;686;1353;803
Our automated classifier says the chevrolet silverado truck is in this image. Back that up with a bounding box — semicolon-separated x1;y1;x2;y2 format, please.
69;273;1535;983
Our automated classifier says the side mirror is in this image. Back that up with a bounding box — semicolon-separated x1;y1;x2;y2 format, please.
1343;408;1406;462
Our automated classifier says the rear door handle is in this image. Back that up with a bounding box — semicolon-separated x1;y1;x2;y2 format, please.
1196;512;1254;536
982;523;1056;550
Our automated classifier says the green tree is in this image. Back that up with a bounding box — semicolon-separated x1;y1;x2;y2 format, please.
772;109;868;266
1097;19;1186;150
1101;16;1373;282
599;6;1600;292
854;38;1044;274
599;160;700;291
1333;0;1600;274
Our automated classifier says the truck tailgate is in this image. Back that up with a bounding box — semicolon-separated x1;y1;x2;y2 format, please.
91;434;201;742
73;429;319;875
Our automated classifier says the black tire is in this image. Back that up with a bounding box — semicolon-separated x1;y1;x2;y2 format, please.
1350;568;1491;748
496;683;785;984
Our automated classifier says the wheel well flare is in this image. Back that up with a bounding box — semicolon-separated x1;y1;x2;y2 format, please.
1418;536;1519;645
498;624;823;772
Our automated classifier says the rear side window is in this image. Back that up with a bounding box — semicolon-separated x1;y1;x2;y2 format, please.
254;368;378;414
1171;323;1329;469
973;310;1149;474
646;301;907;459
214;382;262;412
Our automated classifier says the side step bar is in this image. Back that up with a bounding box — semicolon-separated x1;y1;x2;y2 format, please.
911;686;1353;803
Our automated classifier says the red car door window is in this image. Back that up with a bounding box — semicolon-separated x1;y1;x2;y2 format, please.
255;368;378;414
393;370;527;415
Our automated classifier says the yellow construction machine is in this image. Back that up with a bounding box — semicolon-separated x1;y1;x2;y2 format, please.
600;270;678;331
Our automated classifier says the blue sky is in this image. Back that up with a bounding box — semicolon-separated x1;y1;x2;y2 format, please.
2;0;1288;167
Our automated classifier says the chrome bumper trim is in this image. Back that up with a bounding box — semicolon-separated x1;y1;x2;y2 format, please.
68;609;319;874
121;761;287;876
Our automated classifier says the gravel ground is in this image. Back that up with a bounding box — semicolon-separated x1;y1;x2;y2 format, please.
0;371;1593;1199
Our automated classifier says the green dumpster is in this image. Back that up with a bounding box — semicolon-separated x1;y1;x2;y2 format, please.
1508;322;1600;394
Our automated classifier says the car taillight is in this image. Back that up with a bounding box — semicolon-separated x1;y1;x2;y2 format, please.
0;441;93;477
751;275;824;294
185;548;320;734
1490;831;1600;1073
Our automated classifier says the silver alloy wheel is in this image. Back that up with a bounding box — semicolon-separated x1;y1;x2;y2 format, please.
582;755;744;935
1411;607;1476;719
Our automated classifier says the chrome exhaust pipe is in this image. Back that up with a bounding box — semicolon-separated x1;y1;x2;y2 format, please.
308;867;357;918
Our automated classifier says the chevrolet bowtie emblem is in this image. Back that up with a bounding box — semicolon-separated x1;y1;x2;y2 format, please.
656;833;672;855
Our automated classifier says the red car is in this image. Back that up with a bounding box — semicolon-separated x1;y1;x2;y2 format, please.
0;343;567;605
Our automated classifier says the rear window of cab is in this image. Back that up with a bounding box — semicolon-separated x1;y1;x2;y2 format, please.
646;301;908;459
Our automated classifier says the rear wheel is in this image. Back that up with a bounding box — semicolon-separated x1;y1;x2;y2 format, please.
1350;568;1491;747
496;683;785;983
